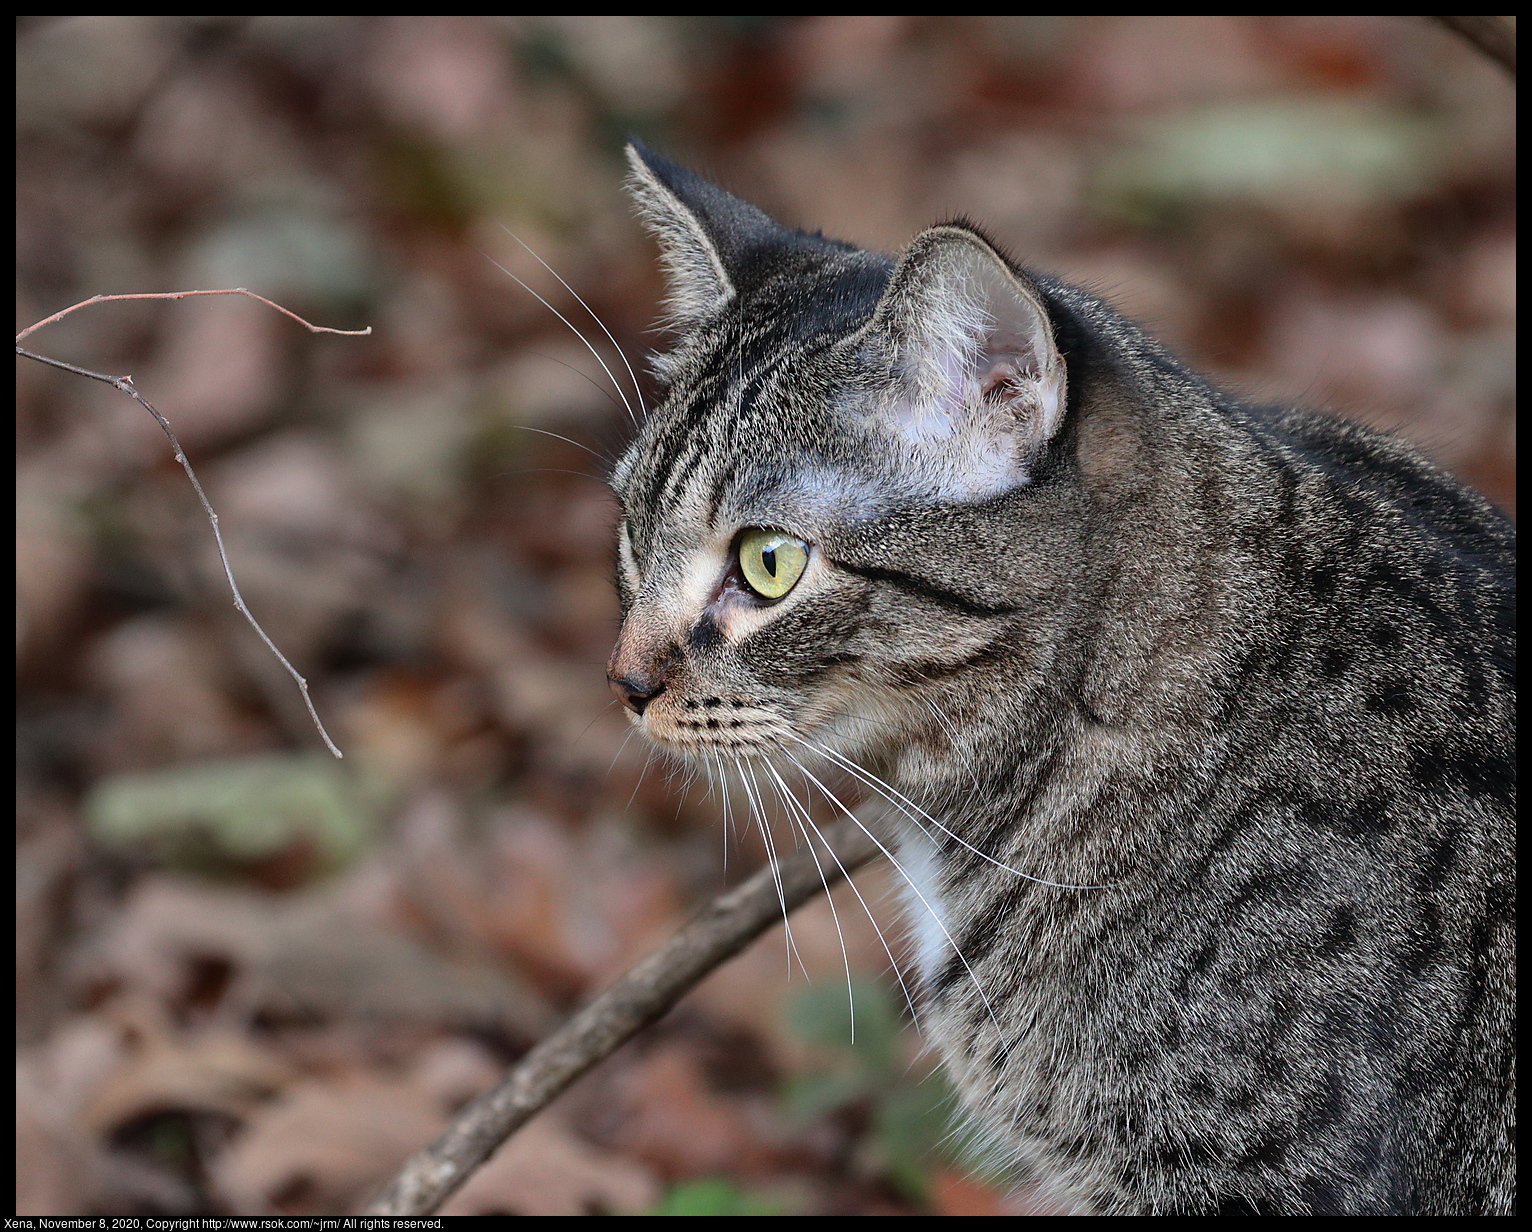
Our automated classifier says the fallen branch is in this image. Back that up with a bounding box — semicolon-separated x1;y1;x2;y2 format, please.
16;289;372;759
1431;16;1516;77
363;812;888;1216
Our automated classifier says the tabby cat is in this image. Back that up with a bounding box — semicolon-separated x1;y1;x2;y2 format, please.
603;141;1515;1215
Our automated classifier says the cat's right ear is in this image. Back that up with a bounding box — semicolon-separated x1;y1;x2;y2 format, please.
624;140;782;329
864;226;1067;501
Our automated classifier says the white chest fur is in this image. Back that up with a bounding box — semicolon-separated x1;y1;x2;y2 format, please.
892;823;952;990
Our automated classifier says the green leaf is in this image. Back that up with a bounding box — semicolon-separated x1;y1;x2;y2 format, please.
84;752;373;884
780;979;973;1203
1094;98;1446;223
783;978;900;1073
642;1178;782;1216
872;1083;956;1201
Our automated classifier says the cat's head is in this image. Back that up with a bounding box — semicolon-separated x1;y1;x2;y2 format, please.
607;141;1076;773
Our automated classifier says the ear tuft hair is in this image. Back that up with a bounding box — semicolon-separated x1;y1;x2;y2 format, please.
624;141;734;328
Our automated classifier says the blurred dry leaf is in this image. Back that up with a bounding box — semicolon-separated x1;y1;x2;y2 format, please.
210;1045;658;1216
201;435;393;666
594;1041;778;1180
211;1071;445;1214
440;1112;661;1216
439;579;631;782
344;378;476;512
484;811;685;986
17;817;81;1021
542;16;688;115
17;1091;92;1217
86;619;271;772
367;15;519;141
16;16;176;129
395;799;686;994
21;1015;134;1129
145;293;284;451
80;1020;294;1135
407;1035;504;1111
1078;14;1282;110
16;460;94;662
17;1011;199;1218
84;871;557;1039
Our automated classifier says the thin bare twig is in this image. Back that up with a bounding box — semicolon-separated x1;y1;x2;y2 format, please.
16;289;373;758
15;287;373;344
363;812;888;1216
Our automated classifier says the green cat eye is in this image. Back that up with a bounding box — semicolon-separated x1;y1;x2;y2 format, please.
737;529;809;600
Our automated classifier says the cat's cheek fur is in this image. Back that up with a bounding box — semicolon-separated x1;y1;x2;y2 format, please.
882;392;1036;502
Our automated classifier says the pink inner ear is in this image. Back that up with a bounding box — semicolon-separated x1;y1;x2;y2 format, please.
979;361;1028;404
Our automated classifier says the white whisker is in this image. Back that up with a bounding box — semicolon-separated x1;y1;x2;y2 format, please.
734;754;806;981
773;744;1009;1044
512;423;610;464
779;757;923;1028
519;350;632;422
759;759;856;1039
483;252;639;427
788;731;1114;892
625;744;658;812
920;695;982;794
710;751;732;872
762;758;930;1041
606;724;641;781
502;226;649;419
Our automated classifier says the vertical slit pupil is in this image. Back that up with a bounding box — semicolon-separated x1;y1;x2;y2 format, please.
762;546;777;577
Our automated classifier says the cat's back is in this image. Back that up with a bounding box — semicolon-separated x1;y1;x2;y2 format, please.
1260;399;1514;591
1221;399;1514;808
943;293;1516;1215
1059;389;1516;1215
1246;404;1514;1216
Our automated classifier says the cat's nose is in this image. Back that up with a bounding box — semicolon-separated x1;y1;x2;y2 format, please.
609;673;664;716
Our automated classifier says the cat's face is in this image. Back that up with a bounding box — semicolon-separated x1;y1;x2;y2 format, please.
607;143;1070;780
606;315;905;771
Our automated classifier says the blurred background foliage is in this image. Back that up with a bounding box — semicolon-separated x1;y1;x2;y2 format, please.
16;16;1514;1217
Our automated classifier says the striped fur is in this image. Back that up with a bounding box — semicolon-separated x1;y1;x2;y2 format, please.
606;142;1515;1214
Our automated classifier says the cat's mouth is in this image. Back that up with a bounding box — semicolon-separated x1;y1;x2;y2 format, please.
637;693;785;754
626;671;910;783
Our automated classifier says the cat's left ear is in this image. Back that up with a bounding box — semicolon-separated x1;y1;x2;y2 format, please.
624;140;784;329
865;226;1066;500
